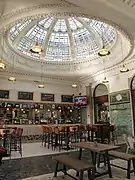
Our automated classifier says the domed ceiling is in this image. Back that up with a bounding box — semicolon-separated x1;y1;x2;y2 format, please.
8;16;116;62
2;13;131;78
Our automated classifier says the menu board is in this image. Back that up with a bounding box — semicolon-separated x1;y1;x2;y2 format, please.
41;93;54;101
18;91;33;100
61;95;73;103
0;90;9;99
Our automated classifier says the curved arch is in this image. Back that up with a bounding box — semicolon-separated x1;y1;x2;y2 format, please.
130;75;135;135
93;83;108;97
93;83;109;123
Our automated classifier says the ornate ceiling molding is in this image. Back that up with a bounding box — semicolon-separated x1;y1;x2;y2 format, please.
120;0;135;8
0;69;77;85
0;0;77;21
79;50;135;84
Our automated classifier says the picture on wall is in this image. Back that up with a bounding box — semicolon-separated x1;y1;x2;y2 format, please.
110;90;130;104
61;95;73;103
18;91;33;100
0;90;9;99
41;93;54;101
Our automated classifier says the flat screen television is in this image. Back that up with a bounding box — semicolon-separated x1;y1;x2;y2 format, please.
74;96;88;106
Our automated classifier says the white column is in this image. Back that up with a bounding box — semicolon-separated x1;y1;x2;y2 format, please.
86;83;93;124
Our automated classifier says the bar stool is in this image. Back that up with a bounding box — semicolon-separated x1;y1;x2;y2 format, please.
86;124;92;141
9;128;23;157
110;125;118;145
69;126;79;143
41;126;49;147
0;146;7;165
47;127;55;150
78;125;87;142
54;126;66;151
91;125;98;142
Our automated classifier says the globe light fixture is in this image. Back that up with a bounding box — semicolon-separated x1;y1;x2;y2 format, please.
98;46;110;57
0;60;6;69
120;64;129;73
72;83;77;88
30;42;43;54
38;84;44;88
8;76;16;82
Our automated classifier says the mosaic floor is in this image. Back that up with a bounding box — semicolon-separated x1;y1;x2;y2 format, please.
3;142;74;160
0;142;130;180
22;159;135;180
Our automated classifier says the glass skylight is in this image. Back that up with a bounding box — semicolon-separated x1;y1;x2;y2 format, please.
9;16;117;61
9;20;32;41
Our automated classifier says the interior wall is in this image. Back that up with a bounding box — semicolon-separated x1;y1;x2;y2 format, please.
0;78;78;103
79;66;135;133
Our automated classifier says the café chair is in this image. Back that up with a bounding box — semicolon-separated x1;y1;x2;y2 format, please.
9;128;23;158
53;126;66;151
0;146;8;165
78;125;87;142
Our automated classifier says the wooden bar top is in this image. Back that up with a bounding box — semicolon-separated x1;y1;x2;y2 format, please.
0;128;13;135
71;142;119;153
42;124;82;128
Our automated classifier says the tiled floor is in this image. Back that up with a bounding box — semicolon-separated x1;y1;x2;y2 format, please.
4;142;75;160
1;142;132;180
22;159;135;180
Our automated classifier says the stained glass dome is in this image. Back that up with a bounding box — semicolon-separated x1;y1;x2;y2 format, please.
8;16;116;61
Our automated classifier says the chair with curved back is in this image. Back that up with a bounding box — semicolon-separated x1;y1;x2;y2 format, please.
123;134;135;154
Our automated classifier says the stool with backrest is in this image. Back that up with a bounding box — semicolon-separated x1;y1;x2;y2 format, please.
127;137;135;154
69;126;79;144
54;126;66;151
0;146;7;165
9;128;23;157
110;125;118;145
41;126;46;146
86;124;92;141
47;126;57;150
91;125;98;142
41;126;49;147
78;125;87;142
123;134;135;154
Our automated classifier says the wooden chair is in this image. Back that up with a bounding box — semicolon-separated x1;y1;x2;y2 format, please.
9;128;23;157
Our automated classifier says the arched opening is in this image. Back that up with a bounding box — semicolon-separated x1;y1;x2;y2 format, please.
130;76;135;135
93;84;109;123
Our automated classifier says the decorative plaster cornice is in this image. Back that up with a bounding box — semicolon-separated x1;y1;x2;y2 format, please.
120;0;135;8
79;53;135;84
0;1;77;21
0;70;77;84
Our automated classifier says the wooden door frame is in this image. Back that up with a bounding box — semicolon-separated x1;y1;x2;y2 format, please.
130;77;135;136
93;83;109;123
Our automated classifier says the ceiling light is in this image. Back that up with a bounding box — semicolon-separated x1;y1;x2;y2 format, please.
120;64;129;73
72;83;77;88
8;76;16;82
0;61;6;69
30;42;43;54
38;84;44;88
102;77;109;84
98;46;110;57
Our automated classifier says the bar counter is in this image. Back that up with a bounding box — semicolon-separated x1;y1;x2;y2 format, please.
6;124;43;136
6;124;82;136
